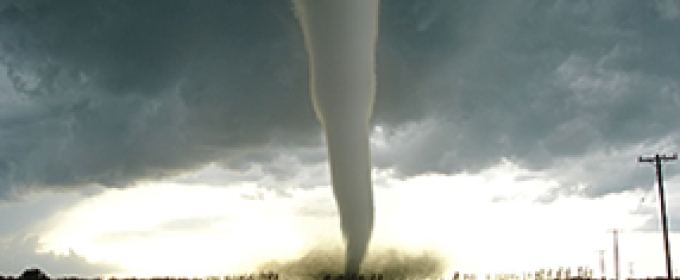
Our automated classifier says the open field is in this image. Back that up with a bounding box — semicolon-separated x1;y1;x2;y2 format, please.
4;268;680;280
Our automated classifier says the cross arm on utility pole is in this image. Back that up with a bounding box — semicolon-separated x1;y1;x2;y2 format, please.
638;153;677;163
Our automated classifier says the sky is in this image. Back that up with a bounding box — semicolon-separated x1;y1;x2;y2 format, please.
1;0;680;278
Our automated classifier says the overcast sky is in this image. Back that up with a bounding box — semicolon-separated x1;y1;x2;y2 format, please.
1;0;680;278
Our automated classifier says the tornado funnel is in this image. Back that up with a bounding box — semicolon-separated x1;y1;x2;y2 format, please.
293;0;379;274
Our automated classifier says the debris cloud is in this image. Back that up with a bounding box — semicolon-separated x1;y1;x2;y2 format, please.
258;248;446;280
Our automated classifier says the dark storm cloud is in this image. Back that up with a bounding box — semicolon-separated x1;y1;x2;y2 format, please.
0;1;679;198
373;0;680;197
0;0;318;195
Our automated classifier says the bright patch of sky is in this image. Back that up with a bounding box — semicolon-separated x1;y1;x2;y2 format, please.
25;162;676;277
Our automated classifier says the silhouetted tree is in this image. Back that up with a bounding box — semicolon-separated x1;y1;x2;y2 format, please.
19;269;49;280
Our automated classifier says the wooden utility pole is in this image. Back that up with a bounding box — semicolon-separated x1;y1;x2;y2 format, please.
611;230;620;280
638;153;677;280
600;250;607;279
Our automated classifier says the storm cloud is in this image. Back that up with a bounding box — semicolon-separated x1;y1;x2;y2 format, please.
0;0;679;199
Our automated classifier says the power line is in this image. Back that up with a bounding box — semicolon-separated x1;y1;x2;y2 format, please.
638;153;677;280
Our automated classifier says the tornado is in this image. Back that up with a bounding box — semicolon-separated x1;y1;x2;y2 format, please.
293;0;379;274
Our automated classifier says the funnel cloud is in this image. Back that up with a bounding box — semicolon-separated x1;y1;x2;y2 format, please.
293;0;379;274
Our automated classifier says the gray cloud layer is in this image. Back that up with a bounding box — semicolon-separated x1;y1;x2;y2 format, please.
0;1;679;198
0;235;121;277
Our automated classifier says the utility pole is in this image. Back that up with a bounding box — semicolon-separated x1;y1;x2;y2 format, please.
629;262;634;279
600;250;606;279
610;230;620;280
638;153;677;280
